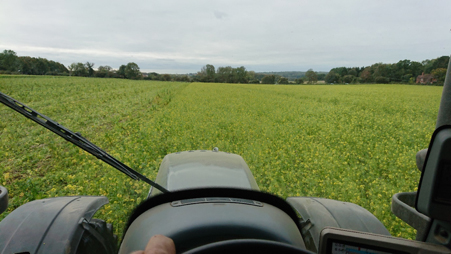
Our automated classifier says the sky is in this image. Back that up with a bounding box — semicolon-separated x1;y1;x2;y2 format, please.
0;0;450;74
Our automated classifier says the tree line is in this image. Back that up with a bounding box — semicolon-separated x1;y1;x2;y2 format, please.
67;62;142;79
258;69;319;84
0;49;194;82
191;65;327;84
0;50;68;75
190;64;257;83
0;49;145;80
2;49;448;85
255;71;326;82
192;57;449;85
324;56;449;85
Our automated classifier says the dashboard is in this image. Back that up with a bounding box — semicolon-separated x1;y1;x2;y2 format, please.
319;228;450;254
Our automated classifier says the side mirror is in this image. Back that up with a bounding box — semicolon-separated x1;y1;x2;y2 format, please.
416;126;451;222
0;186;8;214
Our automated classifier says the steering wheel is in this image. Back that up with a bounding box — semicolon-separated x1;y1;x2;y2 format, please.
182;239;314;254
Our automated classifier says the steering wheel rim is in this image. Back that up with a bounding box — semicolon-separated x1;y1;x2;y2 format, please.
182;239;314;254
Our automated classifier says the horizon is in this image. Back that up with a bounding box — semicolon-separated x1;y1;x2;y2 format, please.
4;48;447;76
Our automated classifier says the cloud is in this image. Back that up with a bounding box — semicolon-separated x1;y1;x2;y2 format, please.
213;10;228;19
1;1;450;73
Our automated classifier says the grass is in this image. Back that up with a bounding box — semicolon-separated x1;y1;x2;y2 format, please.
0;76;442;240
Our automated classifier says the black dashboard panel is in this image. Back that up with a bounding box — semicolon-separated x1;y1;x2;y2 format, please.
319;228;450;254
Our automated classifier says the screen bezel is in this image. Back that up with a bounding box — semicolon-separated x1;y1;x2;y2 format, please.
326;239;409;254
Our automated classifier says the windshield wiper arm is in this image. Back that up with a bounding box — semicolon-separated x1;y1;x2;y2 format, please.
0;92;169;193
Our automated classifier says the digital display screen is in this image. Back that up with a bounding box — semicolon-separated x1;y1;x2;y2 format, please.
328;240;408;254
331;242;393;254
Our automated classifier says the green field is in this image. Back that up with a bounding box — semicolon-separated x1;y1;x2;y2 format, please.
0;76;443;240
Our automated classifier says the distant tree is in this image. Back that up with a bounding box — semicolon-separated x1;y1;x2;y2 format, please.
148;72;161;80
389;59;424;83
76;62;87;76
321;55;447;85
179;75;190;82
117;65;126;78
18;57;34;74
431;68;447;84
35;58;49;75
235;66;248;83
253;71;306;81
325;71;340;84
424;56;450;73
342;75;354;84
124;62;141;79
161;74;172;81
330;67;348;77
401;74;413;83
246;70;256;82
359;67;373;83
205;64;215;81
295;78;304;84
45;60;67;74
198;64;215;82
68;63;76;76
347;68;357;77
394;59;411;80
197;65;249;83
0;50;18;71
434;56;450;69
85;62;95;77
0;50;65;76
305;69;317;84
69;62;88;76
97;65;113;78
216;66;233;83
278;77;289;84
422;59;432;72
317;73;326;80
352;77;361;84
254;72;266;80
371;63;391;81
261;75;276;84
410;61;424;77
374;76;389;84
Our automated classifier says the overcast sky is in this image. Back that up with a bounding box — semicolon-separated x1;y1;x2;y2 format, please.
1;0;450;74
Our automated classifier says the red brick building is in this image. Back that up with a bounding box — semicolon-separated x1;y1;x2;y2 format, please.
416;72;437;84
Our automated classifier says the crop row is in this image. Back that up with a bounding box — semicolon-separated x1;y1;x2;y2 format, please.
0;77;442;239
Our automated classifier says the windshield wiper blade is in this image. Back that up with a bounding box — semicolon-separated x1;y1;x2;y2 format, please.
0;91;169;193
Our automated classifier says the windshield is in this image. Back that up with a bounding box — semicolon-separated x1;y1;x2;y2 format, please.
0;1;450;240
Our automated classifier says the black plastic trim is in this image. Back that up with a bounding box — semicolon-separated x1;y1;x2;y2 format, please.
415;125;451;212
171;197;263;207
182;239;314;254
391;192;431;241
123;188;302;239
0;186;8;214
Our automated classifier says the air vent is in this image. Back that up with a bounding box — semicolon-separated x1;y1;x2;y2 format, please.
171;197;263;207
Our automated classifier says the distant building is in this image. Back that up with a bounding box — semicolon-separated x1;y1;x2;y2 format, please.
141;73;148;78
416;72;437;84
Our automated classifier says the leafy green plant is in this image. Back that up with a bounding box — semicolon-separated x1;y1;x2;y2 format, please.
0;77;442;240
